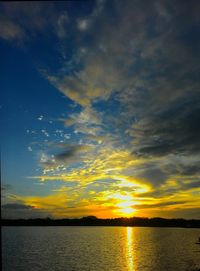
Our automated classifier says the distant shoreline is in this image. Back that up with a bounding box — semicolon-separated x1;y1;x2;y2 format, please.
2;216;200;228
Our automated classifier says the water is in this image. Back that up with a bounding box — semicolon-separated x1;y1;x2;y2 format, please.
2;226;200;271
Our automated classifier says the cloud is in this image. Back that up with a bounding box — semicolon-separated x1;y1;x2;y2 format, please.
77;19;90;31
0;16;24;41
137;167;169;187
47;62;119;106
65;106;101;126
0;2;69;42
1;202;49;219
44;0;200;123
2;203;34;209
135;200;188;210
77;0;105;32
56;12;68;38
46;1;150;105
64;106;102;137
1;184;11;191
40;144;93;171
129;100;200;158
4;191;118;219
1;184;12;199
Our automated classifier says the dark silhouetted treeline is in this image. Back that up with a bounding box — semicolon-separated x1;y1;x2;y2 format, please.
2;216;200;228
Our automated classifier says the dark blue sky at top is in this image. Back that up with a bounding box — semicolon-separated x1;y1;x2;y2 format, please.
0;0;200;218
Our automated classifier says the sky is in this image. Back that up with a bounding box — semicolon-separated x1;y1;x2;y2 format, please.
1;0;200;219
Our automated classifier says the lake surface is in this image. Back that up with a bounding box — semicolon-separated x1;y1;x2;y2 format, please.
2;226;200;271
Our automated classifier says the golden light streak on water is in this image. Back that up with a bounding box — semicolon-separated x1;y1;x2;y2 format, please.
126;227;134;271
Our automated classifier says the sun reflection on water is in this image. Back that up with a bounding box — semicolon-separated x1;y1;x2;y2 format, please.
126;227;134;271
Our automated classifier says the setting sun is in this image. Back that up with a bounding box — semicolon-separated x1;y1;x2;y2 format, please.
119;207;136;217
116;200;137;217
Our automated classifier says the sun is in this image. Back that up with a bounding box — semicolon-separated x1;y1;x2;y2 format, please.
107;192;137;217
120;207;135;216
116;201;136;217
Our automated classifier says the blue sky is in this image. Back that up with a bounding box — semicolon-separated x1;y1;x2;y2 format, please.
1;0;200;219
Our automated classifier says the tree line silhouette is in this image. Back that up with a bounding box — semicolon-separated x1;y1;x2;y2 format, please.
2;216;200;227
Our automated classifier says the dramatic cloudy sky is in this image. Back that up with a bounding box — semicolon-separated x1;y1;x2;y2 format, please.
1;0;200;219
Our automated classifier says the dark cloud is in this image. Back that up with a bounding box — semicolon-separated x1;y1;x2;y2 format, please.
136;167;169;186
138;179;200;199
136;200;187;210
131;100;200;158
1;184;11;191
164;161;200;177
182;180;200;190
54;144;91;161
40;144;92;169
55;146;78;161
2;203;34;210
1;203;49;219
0;2;60;40
1;184;12;199
122;161;170;187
